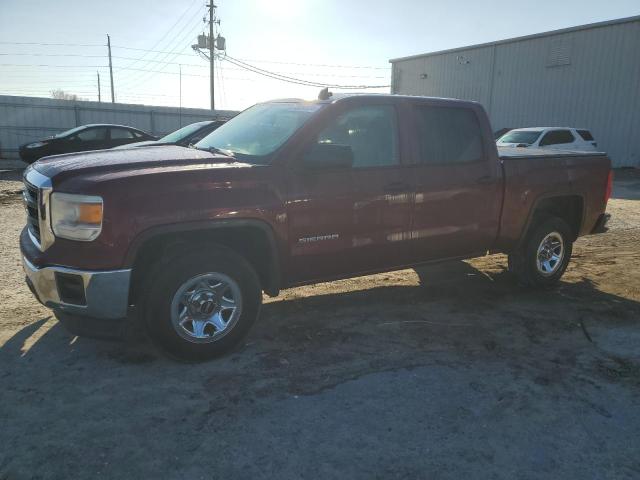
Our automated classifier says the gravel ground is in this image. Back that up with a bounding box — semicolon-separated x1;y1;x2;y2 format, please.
1;169;639;479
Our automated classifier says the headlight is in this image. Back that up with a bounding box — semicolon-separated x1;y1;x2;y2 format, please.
50;193;103;241
26;141;46;149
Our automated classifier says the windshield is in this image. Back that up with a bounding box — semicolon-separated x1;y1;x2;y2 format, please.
159;122;210;144
195;102;323;162
498;130;543;145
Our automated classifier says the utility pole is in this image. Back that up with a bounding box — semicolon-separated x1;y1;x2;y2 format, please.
97;71;101;102
107;34;115;103
179;64;182;126
192;3;224;109
208;3;215;111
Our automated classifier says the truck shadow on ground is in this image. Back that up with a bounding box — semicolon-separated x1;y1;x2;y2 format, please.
2;260;639;400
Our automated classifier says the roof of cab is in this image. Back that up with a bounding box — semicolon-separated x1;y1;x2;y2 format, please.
267;92;482;107
80;123;149;130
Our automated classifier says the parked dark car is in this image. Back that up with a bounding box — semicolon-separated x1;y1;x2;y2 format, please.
19;124;156;164
113;120;226;149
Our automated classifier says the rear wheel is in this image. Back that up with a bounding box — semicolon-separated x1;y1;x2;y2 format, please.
508;216;573;287
143;248;261;361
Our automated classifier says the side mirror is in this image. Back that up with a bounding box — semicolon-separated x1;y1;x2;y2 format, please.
303;143;354;170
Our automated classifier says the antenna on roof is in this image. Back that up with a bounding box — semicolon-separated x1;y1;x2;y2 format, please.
318;87;332;100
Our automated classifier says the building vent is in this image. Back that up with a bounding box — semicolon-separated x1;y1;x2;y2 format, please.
546;37;572;67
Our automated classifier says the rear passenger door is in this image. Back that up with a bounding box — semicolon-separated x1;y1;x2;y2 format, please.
538;129;575;151
406;103;502;262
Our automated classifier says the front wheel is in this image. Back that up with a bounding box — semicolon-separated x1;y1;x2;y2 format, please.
143;248;262;361
508;216;573;287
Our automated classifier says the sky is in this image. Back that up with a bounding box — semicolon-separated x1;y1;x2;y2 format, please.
0;0;638;111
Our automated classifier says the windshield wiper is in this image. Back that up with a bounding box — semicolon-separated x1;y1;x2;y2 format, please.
191;145;235;158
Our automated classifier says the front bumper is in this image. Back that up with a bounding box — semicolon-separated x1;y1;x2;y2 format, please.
22;256;131;320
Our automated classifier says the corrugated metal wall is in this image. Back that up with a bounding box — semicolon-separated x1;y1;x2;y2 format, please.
0;95;238;161
391;17;640;168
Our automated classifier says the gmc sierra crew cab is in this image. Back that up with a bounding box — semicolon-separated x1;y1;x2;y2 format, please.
21;92;612;360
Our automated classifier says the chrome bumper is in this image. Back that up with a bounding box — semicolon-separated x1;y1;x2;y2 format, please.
22;256;131;320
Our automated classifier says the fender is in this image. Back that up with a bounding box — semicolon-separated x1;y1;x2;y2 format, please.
124;218;282;296
515;193;586;249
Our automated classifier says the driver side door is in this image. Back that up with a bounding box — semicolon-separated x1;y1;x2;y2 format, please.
284;101;413;285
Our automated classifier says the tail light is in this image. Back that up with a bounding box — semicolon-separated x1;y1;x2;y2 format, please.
604;170;613;204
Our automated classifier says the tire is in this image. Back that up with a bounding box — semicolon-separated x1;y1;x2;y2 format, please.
508;216;573;288
143;247;262;361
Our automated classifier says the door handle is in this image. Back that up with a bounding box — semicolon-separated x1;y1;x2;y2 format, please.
384;182;410;193
475;175;493;185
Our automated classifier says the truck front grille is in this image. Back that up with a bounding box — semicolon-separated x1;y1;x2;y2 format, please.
23;180;41;244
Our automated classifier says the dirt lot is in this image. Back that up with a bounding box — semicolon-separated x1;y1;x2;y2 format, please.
1;168;639;479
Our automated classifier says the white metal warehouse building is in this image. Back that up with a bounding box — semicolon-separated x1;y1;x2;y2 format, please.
390;15;640;168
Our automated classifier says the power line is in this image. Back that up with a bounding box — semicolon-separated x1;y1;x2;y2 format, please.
115;1;204;88
0;53;107;58
0;41;103;47
1;48;391;72
233;57;391;70
0;63;107;68
115;18;204;88
114;65;207;77
1;53;388;79
113;55;388;79
111;45;390;70
113;45;198;56
220;54;390;89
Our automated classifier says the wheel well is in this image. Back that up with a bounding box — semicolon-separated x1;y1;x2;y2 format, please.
128;226;279;305
532;195;584;240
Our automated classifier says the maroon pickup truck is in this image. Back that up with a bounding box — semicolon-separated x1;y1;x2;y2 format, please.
21;93;612;360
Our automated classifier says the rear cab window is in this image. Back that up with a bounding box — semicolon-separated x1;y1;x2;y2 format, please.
413;105;484;164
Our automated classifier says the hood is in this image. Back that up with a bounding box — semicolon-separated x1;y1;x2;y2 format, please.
20;136;55;148
111;140;172;150
33;145;236;180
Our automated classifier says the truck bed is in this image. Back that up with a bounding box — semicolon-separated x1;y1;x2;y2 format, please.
495;147;611;251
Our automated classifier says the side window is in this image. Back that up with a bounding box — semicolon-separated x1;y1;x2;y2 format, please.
539;129;575;146
414;106;483;164
75;127;107;141
132;131;145;138
316;105;399;168
111;128;135;139
577;129;594;141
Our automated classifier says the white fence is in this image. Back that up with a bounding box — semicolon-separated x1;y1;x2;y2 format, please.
0;95;237;163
